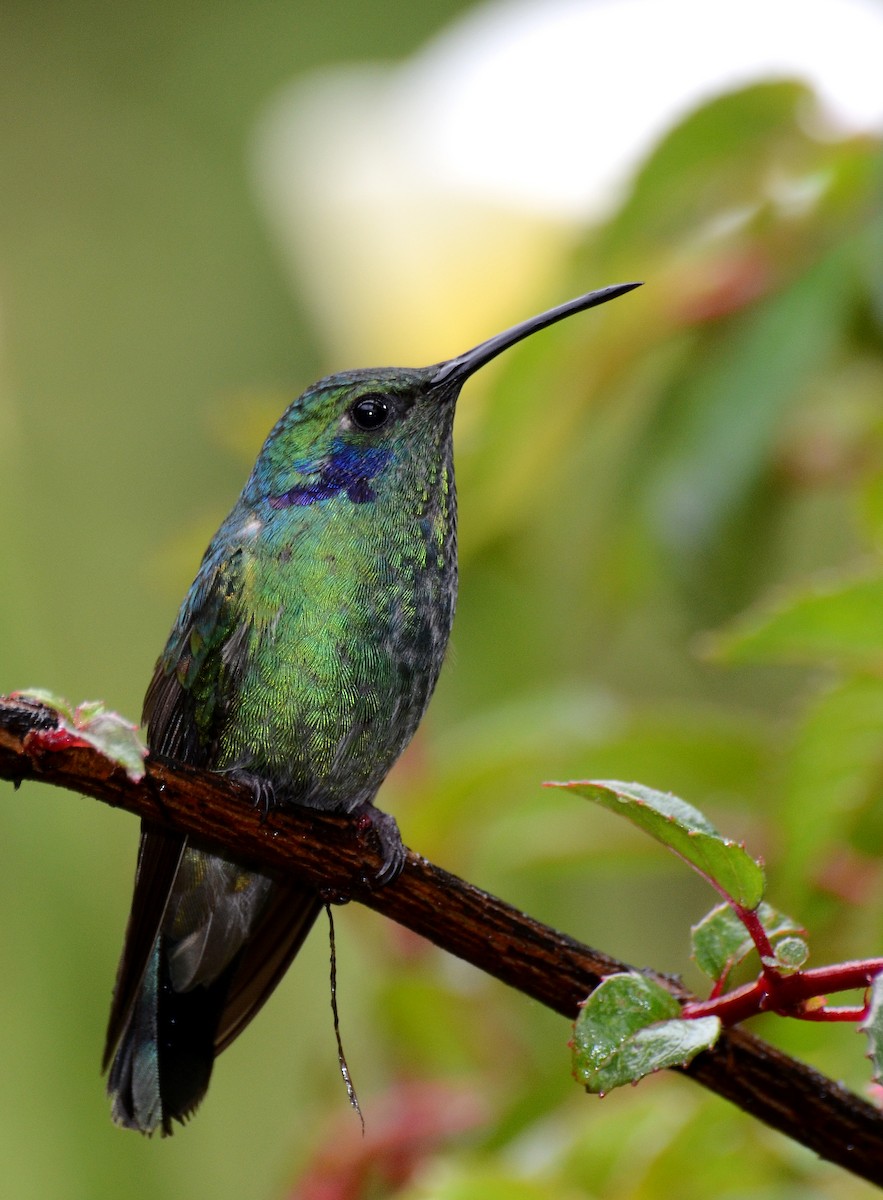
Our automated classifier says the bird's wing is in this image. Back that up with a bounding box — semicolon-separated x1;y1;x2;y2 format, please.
214;881;324;1053
104;548;251;1069
102;824;186;1072
142;545;250;767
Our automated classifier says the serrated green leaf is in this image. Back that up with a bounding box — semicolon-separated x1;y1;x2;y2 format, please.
554;780;764;908
692;902;804;982
76;710;146;782
595;1018;722;1094
859;973;883;1083
704;569;883;669
14;687;76;723
13;689;146;782
74;699;106;723
572;973;720;1093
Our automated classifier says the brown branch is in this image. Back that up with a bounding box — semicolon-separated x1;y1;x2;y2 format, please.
1;693;881;1184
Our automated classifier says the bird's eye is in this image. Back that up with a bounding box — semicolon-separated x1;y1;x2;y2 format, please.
350;395;390;431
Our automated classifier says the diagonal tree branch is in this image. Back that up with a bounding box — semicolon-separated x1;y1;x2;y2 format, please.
1;693;881;1185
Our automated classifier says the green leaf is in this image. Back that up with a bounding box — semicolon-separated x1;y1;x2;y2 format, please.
553;780;765;908
859;973;883;1084
572;973;720;1094
14;689;147;782
704;569;883;669
75;708;147;783
14;687;76;723
771;936;809;971
692;902;804;982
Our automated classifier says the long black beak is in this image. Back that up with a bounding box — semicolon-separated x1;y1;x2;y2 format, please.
430;282;642;387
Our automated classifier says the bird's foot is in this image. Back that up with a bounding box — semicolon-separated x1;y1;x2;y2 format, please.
352;803;406;888
228;769;276;822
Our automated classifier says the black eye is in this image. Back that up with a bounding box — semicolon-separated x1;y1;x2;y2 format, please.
350;395;390;431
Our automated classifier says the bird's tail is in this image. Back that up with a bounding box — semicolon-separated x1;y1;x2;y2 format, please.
104;831;323;1135
106;936;231;1135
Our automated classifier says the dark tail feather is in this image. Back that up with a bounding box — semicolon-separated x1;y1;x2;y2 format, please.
107;935;232;1136
106;883;323;1135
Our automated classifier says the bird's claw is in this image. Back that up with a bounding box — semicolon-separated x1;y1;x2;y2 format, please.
352;804;406;888
228;769;276;822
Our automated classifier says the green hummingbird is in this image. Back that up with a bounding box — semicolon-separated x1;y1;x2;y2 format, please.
103;282;640;1134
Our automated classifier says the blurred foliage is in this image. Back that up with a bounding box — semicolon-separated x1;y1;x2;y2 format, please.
2;3;883;1199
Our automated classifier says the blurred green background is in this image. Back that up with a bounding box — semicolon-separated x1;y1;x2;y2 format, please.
2;1;883;1197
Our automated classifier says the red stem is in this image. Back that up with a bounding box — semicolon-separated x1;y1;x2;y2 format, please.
734;904;776;962
683;959;883;1026
796;1006;868;1023
732;903;782;991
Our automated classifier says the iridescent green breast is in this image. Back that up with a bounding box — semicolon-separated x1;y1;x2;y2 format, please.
213;454;457;810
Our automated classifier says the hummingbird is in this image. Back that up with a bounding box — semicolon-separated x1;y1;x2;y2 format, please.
103;282;640;1135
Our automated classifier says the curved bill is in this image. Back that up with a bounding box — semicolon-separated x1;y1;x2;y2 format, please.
430;281;642;387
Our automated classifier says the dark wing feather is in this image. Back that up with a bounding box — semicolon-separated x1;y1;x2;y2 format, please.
215;883;323;1053
105;548;249;1072
102;826;186;1071
143;546;248;767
